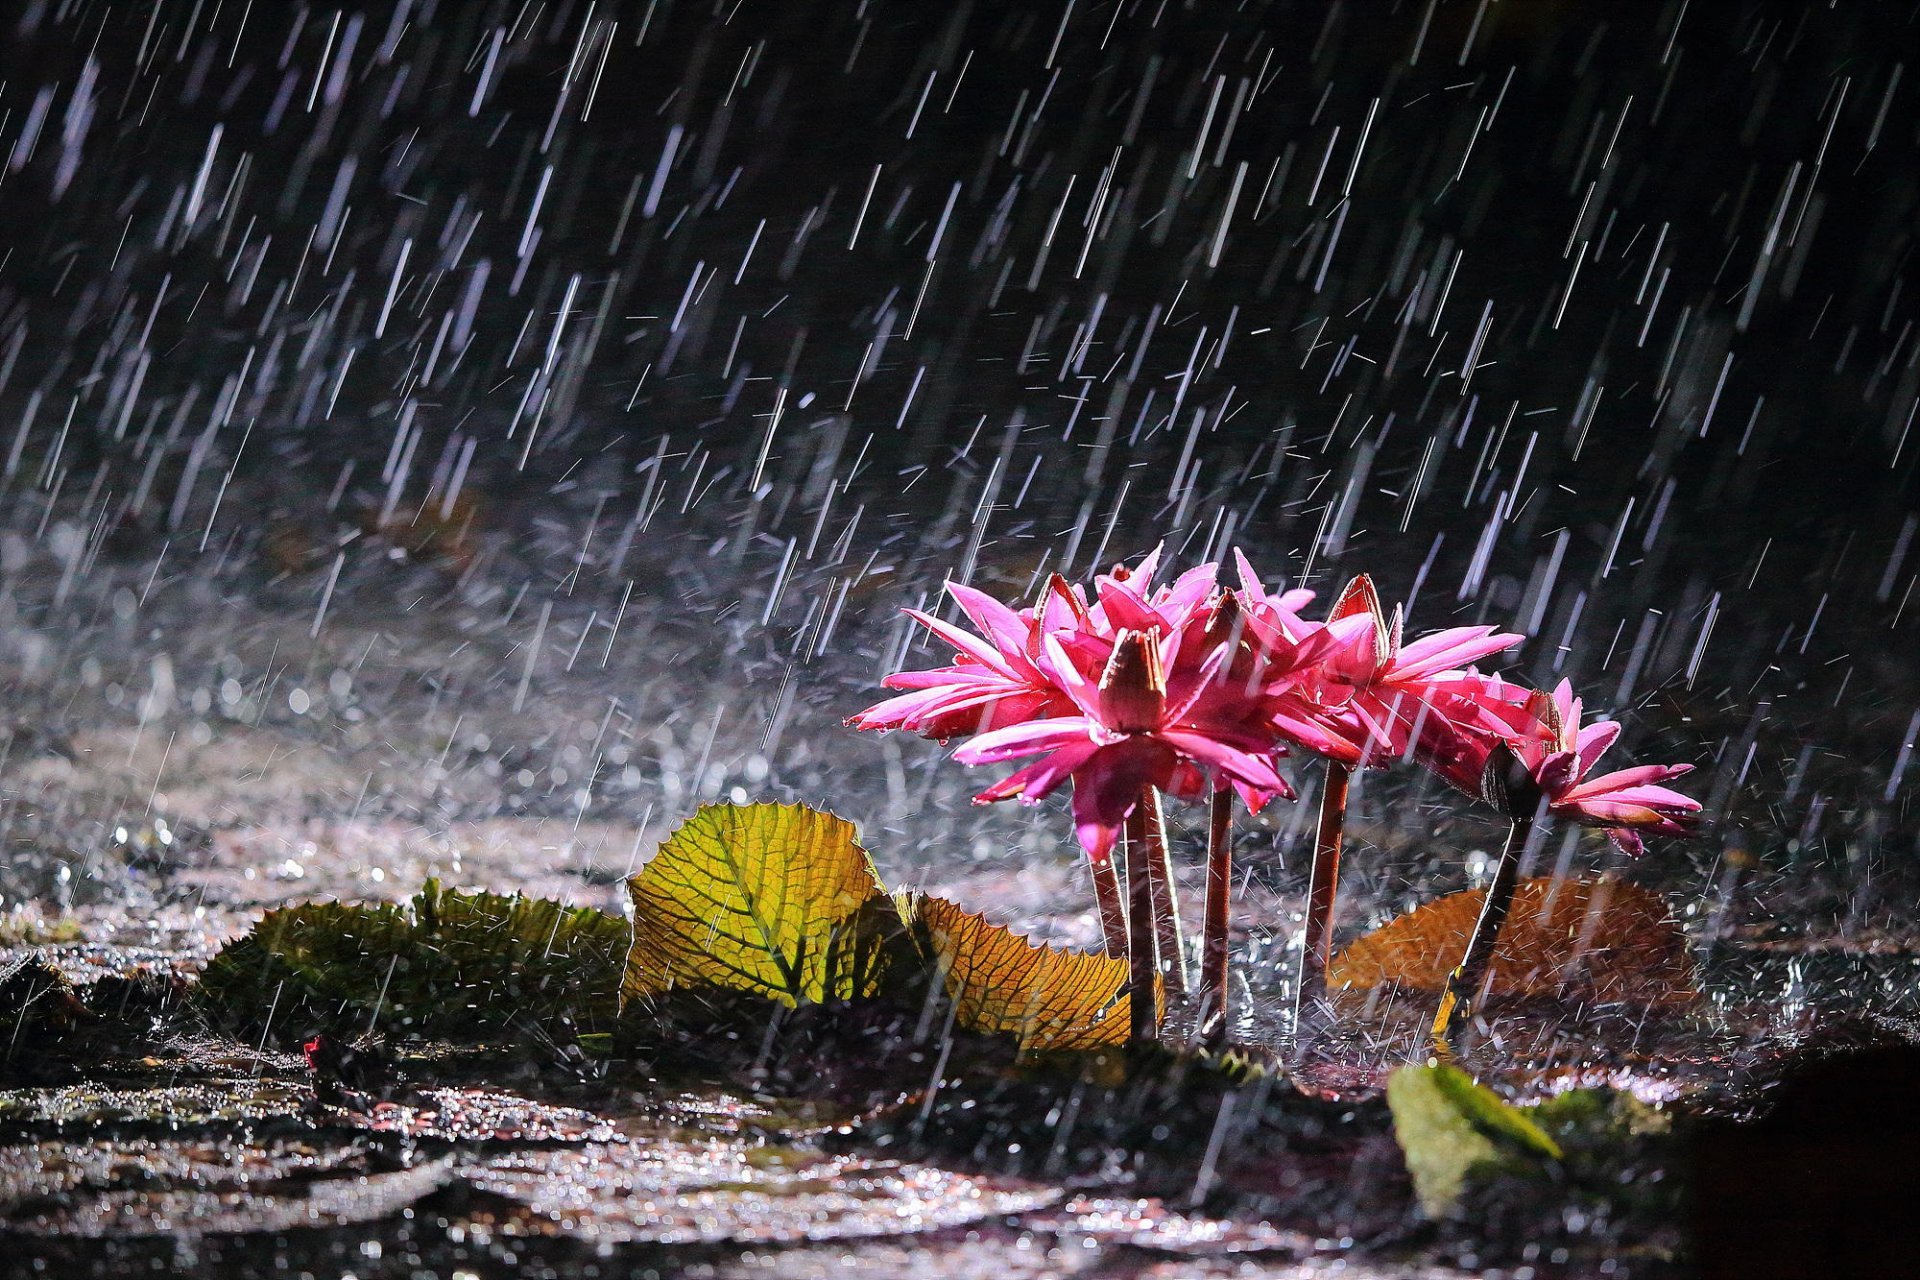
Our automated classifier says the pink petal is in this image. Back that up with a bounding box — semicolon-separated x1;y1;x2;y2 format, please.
1561;763;1695;801
1277;587;1317;615
881;668;999;690
846;686;972;730
1573;720;1622;776
1232;548;1267;600
1558;798;1683;828
1389;627;1524;681
1607;829;1647;858
902;608;1019;678
1157;730;1286;793
972;737;1104;803
1040;578;1089;632
1535;748;1582;798
952;716;1096;765
945;581;1031;660
1231;776;1295;812
1069;739;1173;864
1550;680;1582;749
1164;640;1232;723
1269;706;1355;760
1572;783;1701;812
1154;564;1220;625
1043;634;1105;720
1122;544;1164;590
1095;575;1161;633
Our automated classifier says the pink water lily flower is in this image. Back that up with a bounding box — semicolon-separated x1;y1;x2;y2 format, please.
851;550;1299;863
953;626;1290;863
1427;676;1701;854
1300;575;1525;767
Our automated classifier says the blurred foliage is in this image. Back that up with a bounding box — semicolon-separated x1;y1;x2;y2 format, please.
197;881;628;1038
0;955;88;1058
1388;1062;1561;1218
1389;1062;1677;1238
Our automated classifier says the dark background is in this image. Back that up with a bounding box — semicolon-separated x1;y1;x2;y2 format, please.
1;0;1916;943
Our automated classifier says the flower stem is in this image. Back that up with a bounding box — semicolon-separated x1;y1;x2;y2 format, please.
1296;758;1352;1012
1199;785;1233;1034
1431;812;1534;1049
1091;855;1128;959
1124;798;1162;1042
1139;788;1187;995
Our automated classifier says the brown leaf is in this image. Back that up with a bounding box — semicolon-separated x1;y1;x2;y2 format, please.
916;895;1132;1052
1328;877;1695;1008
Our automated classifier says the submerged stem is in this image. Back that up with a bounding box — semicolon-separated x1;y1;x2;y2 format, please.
1295;758;1352;1016
1091;854;1128;959
1432;812;1534;1048
1200;785;1233;1034
1139;788;1187;994
1124;796;1162;1042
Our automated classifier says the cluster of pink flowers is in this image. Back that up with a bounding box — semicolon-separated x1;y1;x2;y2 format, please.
850;548;1700;861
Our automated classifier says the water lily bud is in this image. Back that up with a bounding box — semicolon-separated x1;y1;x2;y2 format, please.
1201;588;1243;647
1098;629;1166;732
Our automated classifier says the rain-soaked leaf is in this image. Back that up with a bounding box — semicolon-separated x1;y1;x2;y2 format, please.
913;895;1131;1052
1328;877;1696;1007
463;1142;1058;1245
197;881;629;1038
0;1138;451;1237
624;803;896;1007
1387;1063;1561;1219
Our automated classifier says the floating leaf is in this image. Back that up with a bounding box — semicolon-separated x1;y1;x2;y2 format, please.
464;1143;1058;1245
624;803;896;1007
1328;877;1695;1007
197;882;629;1038
915;895;1131;1052
1387;1064;1560;1219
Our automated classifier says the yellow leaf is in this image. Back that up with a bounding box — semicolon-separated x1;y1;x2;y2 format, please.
1329;877;1695;1008
623;803;895;1007
916;895;1131;1052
